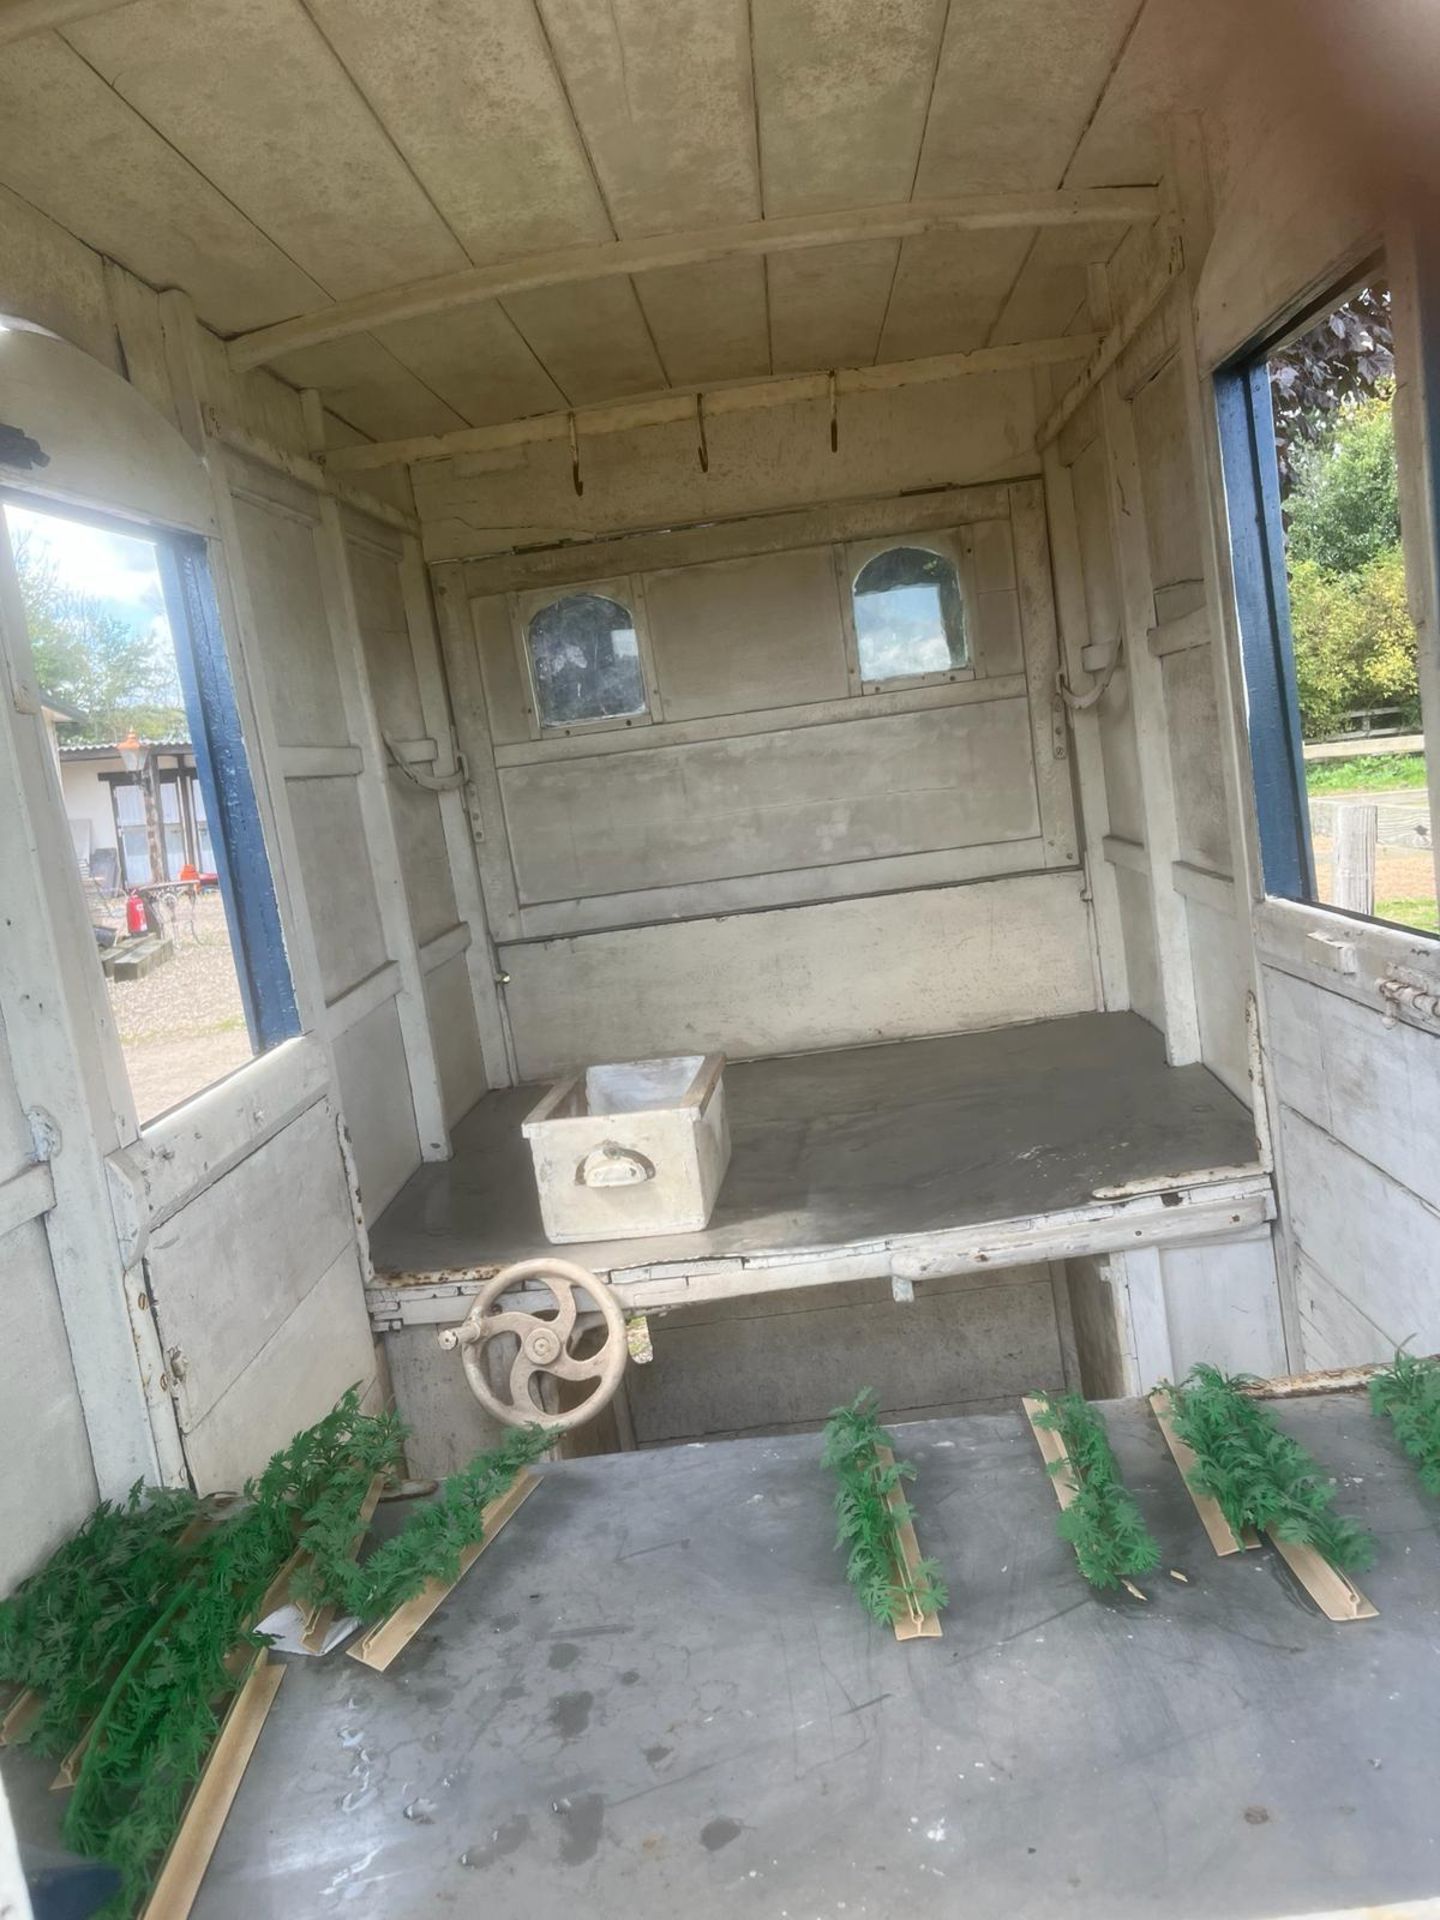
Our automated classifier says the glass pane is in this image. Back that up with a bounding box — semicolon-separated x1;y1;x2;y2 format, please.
113;781;144;825
119;826;152;885
5;500;261;1120
1264;278;1435;935
853;546;967;682
527;592;646;727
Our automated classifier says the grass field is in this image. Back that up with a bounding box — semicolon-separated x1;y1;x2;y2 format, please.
1376;897;1440;933
1306;751;1427;794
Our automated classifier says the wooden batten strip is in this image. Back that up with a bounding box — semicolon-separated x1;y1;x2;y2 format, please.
1267;1536;1378;1623
139;1654;286;1920
1020;1395;1081;1510
0;1687;42;1745
347;1470;541;1672
1148;1387;1260;1557
299;1472;386;1654
874;1445;943;1642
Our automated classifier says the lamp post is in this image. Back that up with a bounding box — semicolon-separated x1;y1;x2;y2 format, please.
117;728;164;923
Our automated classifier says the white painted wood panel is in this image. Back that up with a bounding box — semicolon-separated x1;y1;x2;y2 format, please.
0;1217;98;1588
500;698;1041;905
231;493;349;749
144;1099;356;1435
643;546;848;721
499;873;1097;1079
180;1243;376;1495
1264;968;1440;1216
1159;1234;1286;1380
415;375;1037;562
334;999;421;1218
287;778;389;1002
1280;1107;1440;1354
424;953;486;1129
1294;1252;1395;1372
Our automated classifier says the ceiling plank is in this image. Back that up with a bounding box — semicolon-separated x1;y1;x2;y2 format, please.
229;187;1157;369
0;0;142;44
320;332;1100;473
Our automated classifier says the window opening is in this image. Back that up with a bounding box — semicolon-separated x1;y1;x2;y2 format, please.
1219;272;1435;934
526;591;647;728
852;545;968;683
3;496;298;1123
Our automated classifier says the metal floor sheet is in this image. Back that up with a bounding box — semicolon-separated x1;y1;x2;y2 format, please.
11;1393;1440;1918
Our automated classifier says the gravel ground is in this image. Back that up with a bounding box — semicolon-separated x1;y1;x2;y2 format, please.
105;893;254;1121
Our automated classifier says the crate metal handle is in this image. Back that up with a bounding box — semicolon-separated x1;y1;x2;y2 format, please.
577;1142;656;1188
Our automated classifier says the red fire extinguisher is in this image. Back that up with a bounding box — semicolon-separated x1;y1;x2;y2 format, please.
125;891;147;936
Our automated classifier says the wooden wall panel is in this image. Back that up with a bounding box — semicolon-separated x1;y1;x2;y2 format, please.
333;999;420;1218
286;778;388;1002
644;546;848;721
232;494;349;748
501;697;1040;905
499;871;1097;1079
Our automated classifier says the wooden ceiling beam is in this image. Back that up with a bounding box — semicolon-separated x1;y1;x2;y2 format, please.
318;332;1101;473
0;0;157;42
229;187;1157;371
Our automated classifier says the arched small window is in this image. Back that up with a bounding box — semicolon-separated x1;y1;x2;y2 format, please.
851;545;967;684
526;591;647;728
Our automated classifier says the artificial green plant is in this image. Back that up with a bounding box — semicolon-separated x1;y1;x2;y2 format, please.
1167;1363;1373;1571
1030;1390;1160;1589
821;1390;947;1626
1369;1348;1440;1493
2;1388;552;1918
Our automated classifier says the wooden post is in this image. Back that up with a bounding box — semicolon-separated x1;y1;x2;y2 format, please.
1333;802;1378;914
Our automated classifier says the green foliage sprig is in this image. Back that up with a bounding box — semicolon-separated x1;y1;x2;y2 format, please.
8;1389;554;1919
1168;1364;1374;1571
821;1391;947;1627
346;1423;554;1623
0;1483;201;1756
1369;1349;1440;1493
62;1388;397;1915
1030;1391;1160;1589
289;1409;407;1616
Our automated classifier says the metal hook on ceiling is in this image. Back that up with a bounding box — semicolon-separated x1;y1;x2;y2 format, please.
828;370;839;453
695;392;710;474
568;411;584;497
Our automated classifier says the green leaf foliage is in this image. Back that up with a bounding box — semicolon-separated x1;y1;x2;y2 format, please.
821;1391;947;1626
1369;1349;1440;1494
22;1389;554;1918
352;1423;553;1622
0;1482;202;1756
1168;1364;1374;1572
1030;1392;1160;1589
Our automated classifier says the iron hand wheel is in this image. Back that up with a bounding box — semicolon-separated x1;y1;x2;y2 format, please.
438;1257;626;1434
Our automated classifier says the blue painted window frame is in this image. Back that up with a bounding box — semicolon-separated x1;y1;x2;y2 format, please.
157;535;299;1050
3;487;298;1053
1214;359;1318;901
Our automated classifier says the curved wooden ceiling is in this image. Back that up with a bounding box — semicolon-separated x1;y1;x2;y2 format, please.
0;0;1223;444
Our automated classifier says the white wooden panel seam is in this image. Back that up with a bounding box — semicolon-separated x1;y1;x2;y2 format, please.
325;959;402;1035
514;842;1056;941
0;1158;55;1240
491;671;1029;767
419;921;472;975
1102;832;1149;874
313;491;450;1159
398;541;513;1089
460;483;1019;599
103;1036;330;1261
1147;604;1210;656
280;744;363;778
1172;860;1235;916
